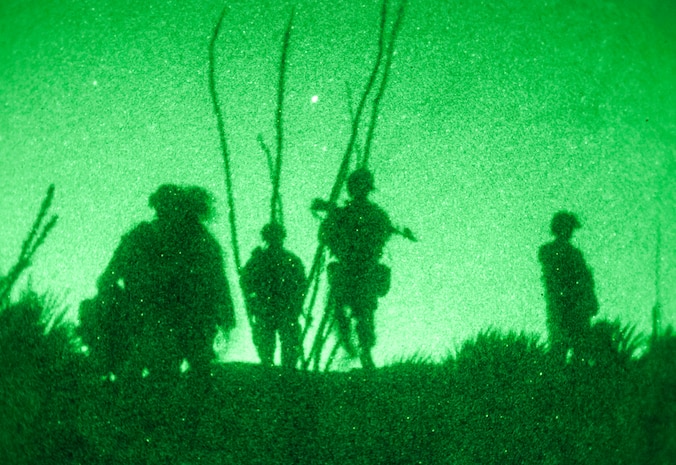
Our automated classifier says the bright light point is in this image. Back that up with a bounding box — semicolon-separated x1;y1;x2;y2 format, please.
92;80;98;86
311;95;319;103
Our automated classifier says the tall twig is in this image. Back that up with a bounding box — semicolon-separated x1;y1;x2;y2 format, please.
258;134;284;226
299;246;324;337
362;0;407;167
651;170;664;345
652;221;662;345
345;82;364;168
324;334;341;372
20;184;55;260
0;184;58;305
308;299;337;371
271;8;295;226
209;5;242;273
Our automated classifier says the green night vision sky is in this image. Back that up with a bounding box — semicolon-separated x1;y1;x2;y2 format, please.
1;0;674;366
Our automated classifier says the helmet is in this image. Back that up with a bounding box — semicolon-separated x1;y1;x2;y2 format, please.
183;185;214;222
550;211;581;237
149;184;214;223
261;222;286;244
149;184;182;218
346;168;375;198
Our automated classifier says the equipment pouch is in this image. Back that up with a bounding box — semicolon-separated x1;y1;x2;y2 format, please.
373;264;391;297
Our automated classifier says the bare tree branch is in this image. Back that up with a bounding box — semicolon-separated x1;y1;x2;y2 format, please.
209;5;243;273
0;184;58;305
271;8;295;226
363;0;407;167
258;134;284;226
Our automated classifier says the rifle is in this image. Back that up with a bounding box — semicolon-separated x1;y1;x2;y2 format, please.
311;197;418;242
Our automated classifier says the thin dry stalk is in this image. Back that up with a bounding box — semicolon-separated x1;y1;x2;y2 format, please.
270;9;295;226
209;5;243;273
362;0;407;167
652;220;662;345
345;83;364;168
0;184;58;304
258;134;284;226
324;338;341;372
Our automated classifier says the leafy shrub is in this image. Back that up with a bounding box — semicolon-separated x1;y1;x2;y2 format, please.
0;291;87;464
638;326;676;463
2;292;672;464
587;319;646;367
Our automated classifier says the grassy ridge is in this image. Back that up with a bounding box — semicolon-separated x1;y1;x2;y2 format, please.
1;293;675;464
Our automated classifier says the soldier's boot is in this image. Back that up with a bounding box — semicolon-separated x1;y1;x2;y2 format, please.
360;348;375;370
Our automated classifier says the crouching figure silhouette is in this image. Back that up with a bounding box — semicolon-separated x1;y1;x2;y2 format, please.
81;184;235;382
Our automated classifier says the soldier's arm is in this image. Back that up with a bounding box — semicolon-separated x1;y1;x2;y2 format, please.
374;205;395;240
98;221;155;290
319;208;343;252
240;249;264;297
96;228;137;293
570;249;594;288
292;255;307;302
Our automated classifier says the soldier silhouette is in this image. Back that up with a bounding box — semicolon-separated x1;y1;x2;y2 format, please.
538;211;598;364
241;222;306;368
316;169;411;369
92;184;235;381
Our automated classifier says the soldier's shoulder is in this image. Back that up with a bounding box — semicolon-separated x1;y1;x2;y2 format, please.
366;201;392;225
538;240;553;250
244;246;264;265
124;221;156;241
537;240;557;257
540;240;579;257
284;250;305;268
332;203;353;218
130;220;153;232
198;226;223;250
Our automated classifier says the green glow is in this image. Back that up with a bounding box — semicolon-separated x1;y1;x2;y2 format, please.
1;0;674;365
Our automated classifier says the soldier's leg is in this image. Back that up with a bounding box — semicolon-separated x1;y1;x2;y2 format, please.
334;302;356;357
184;327;217;382
570;320;593;364
140;321;181;382
255;318;276;367
359;346;375;370
329;263;356;357
355;304;377;370
547;319;569;365
279;319;301;369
